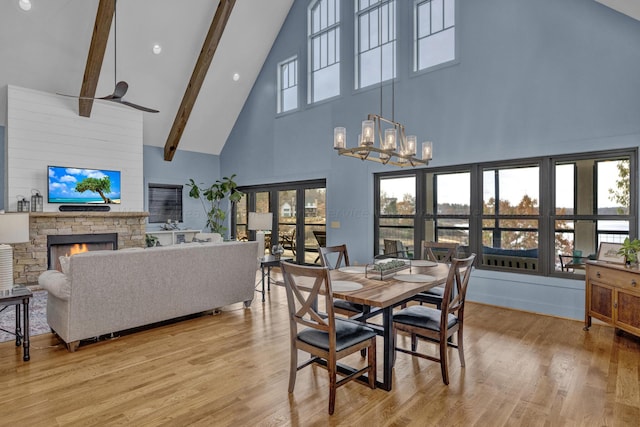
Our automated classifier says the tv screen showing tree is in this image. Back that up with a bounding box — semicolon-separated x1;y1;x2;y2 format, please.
48;166;121;204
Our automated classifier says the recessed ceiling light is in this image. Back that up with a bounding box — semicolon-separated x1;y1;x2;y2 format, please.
19;0;32;11
152;44;162;55
232;73;240;81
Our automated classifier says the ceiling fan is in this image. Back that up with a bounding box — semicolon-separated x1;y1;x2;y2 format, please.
58;0;159;113
59;81;159;113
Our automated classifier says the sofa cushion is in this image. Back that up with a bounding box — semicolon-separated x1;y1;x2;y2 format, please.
59;255;70;274
39;270;71;300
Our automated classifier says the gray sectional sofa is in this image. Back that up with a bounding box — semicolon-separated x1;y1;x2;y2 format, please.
39;241;259;351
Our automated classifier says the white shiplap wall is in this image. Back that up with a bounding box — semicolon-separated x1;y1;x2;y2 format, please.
6;85;143;212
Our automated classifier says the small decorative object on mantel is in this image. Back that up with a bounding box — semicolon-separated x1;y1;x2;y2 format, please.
31;189;44;212
16;196;30;212
617;238;640;267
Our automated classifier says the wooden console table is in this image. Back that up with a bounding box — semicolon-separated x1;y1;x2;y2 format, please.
584;261;640;337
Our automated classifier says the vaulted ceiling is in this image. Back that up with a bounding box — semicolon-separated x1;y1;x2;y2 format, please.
0;1;637;159
0;0;293;158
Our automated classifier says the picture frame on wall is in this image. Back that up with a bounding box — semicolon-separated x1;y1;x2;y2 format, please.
596;242;625;264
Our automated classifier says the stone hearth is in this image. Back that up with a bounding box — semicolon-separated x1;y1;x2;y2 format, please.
12;212;148;285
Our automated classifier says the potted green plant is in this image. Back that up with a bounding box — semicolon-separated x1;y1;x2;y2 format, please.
145;234;159;247
617;237;640;266
186;174;244;235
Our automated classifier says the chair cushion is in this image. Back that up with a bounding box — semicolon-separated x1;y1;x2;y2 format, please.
298;319;376;352
393;305;457;331
422;285;444;297
333;299;364;313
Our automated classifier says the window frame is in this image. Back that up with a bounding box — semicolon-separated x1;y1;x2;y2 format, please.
308;0;341;104
235;179;327;265
355;0;397;90
148;183;183;224
277;56;299;114
413;0;457;73
374;148;637;277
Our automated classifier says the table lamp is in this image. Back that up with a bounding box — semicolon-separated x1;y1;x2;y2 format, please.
0;212;30;293
248;212;272;258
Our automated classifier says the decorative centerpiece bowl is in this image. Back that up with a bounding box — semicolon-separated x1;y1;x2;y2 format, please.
365;258;410;280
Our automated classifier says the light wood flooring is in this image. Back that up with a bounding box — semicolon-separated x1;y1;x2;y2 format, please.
1;278;639;426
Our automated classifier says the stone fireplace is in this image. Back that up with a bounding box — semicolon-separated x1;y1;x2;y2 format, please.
12;212;148;285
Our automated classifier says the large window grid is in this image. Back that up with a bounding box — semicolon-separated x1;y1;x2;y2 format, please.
308;0;341;103
414;0;456;71
374;149;637;277
356;0;396;89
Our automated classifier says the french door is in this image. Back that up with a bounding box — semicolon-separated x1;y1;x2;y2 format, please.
235;179;326;264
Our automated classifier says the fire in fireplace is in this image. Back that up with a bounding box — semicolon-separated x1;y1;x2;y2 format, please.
47;233;118;271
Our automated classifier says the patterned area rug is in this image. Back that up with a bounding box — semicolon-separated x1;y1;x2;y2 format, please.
0;290;50;343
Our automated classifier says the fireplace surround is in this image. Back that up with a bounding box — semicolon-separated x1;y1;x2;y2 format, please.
47;233;119;271
12;212;148;285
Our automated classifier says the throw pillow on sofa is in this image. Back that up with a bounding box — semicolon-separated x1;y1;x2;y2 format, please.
39;270;71;300
59;255;70;274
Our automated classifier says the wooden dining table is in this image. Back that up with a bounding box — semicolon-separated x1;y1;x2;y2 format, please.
279;261;451;391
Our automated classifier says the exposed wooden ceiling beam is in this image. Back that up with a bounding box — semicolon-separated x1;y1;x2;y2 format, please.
79;0;115;117
163;0;236;161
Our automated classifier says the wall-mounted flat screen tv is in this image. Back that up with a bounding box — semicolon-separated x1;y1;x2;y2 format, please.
48;166;121;204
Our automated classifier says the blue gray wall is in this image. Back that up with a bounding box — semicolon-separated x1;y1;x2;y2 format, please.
220;0;640;319
143;145;220;233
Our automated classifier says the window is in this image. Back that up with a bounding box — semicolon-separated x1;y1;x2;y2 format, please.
425;170;470;247
414;0;456;72
374;149;637;277
148;184;183;224
554;157;632;274
308;0;340;103
356;0;396;89
277;56;298;113
377;175;415;255
482;165;540;271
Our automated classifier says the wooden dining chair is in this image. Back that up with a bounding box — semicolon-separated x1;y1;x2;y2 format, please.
319;244;363;316
312;230;327;263
414;241;460;309
393;254;476;385
383;239;408;258
280;261;376;415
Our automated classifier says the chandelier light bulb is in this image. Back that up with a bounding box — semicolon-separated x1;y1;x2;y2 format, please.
422;141;433;161
233;73;240;81
152;44;162;55
406;135;417;156
361;120;374;146
333;127;346;149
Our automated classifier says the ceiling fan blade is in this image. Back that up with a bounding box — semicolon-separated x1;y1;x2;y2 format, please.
57;92;98;100
120;100;159;113
113;81;128;98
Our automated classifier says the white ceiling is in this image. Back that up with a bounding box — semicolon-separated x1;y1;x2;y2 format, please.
596;0;640;21
1;1;637;158
0;0;293;156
